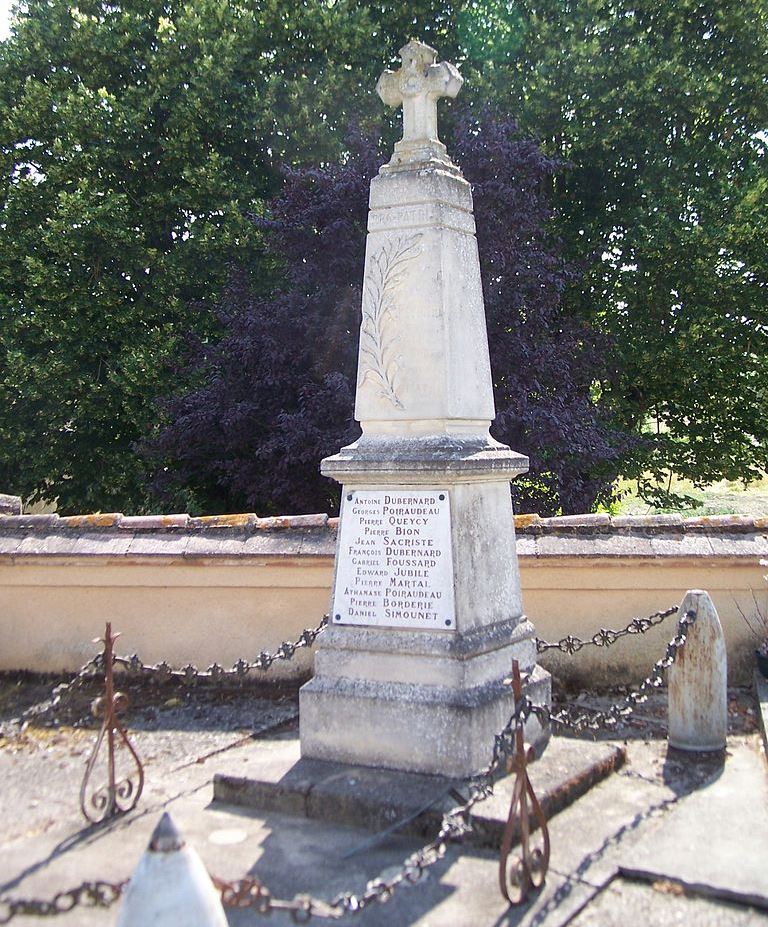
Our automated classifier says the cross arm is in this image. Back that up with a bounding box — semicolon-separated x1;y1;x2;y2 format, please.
427;61;463;100
376;70;403;108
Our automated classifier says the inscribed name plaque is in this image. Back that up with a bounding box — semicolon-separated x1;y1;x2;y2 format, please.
333;490;456;630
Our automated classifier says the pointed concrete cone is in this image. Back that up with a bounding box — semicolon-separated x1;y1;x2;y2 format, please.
116;812;227;927
668;589;727;752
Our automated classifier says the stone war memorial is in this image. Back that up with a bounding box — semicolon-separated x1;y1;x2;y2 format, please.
2;35;768;927
299;38;550;777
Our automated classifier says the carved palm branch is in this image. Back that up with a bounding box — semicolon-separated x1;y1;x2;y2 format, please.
359;234;422;409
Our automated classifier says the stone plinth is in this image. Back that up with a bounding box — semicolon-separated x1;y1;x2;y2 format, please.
301;441;550;776
299;41;550;777
214;736;625;842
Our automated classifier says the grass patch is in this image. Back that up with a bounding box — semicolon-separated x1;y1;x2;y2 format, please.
610;474;768;517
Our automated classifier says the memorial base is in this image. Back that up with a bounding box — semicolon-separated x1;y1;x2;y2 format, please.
299;439;552;778
300;663;550;778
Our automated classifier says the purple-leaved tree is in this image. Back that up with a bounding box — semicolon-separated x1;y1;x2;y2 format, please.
148;113;628;516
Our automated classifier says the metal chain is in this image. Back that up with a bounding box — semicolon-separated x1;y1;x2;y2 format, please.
4;604;677;730
2;617;329;733
0;698;534;923
536;605;679;654
112;615;328;685
533;609;697;734
4;655;105;730
246;607;699;919
0;604;696;921
0;880;126;923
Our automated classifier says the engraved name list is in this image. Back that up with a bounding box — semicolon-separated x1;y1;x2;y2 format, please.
333;489;456;630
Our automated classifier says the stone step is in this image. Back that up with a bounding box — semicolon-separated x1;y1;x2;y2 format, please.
213;735;625;850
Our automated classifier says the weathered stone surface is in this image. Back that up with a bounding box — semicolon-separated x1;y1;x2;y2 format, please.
708;533;768;557
0;513;59;528
59;513;123;528
116;813;228;927
256;513;328;530
0;518;764;562
298;531;336;556
684;514;757;530
0;533;24;555
514;513;542;529
611;513;684;529
15;534;82;556
755;671;768;755
540;513;611;529
126;534;190;557
183;533;251;558
649;534;715;557
348;47;495;441
187;513;257;529
120;514;190;530
668;590;727;751
241;531;304;557
300;41;548;777
301;667;549;778
376;40;463;176
617;740;768;910
214;734;624;843
71;532;134;556
0;494;22;515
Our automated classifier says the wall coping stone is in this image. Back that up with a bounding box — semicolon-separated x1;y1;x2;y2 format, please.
0;510;766;561
0;510;764;534
0;494;22;515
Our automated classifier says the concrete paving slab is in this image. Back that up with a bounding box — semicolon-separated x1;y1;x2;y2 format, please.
570;877;768;927
1;682;765;927
213;736;625;848
617;738;768;909
0;749;598;927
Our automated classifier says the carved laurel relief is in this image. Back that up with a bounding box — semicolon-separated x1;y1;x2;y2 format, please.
358;234;422;410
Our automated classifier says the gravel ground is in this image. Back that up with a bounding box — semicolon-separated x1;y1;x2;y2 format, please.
0;674;765;927
0;674;299;848
0;672;758;847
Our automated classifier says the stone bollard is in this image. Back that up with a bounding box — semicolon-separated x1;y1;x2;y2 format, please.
117;812;227;927
668;589;727;752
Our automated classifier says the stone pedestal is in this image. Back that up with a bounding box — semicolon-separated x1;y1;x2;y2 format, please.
299;40;550;777
300;439;550;776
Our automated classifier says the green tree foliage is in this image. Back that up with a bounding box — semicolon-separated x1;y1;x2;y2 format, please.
0;0;490;512
1;0;766;513
471;1;768;496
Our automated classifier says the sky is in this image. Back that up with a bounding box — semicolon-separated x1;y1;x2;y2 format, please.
0;0;12;39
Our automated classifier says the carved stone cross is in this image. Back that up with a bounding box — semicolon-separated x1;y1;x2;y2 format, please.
376;40;463;171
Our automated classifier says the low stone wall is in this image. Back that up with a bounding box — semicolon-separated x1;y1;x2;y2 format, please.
0;510;765;684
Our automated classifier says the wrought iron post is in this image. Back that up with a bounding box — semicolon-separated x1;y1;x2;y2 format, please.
498;660;550;905
80;623;144;823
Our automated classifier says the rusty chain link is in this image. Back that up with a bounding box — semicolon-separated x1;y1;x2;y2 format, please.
0;605;697;920
112;616;328;685
535;604;679;654
6;604;678;731
3;617;329;733
208;607;699;919
534;608;697;734
211;692;539;920
0;880;126;923
4;655;105;730
0;688;540;923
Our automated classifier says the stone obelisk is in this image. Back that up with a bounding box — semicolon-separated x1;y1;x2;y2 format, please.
299;40;550;777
